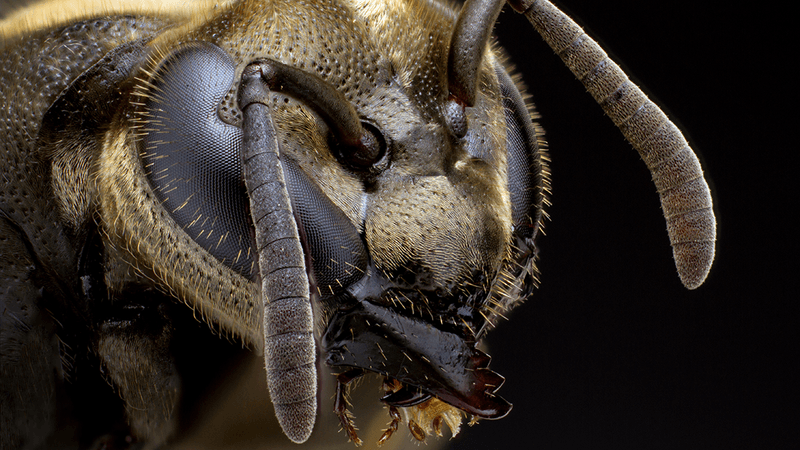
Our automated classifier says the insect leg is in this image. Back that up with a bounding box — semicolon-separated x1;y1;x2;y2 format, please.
377;405;402;446
334;368;366;446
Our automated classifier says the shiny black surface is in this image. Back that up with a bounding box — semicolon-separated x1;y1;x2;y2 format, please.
322;299;512;419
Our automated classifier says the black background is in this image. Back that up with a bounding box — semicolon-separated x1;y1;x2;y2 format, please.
447;1;794;449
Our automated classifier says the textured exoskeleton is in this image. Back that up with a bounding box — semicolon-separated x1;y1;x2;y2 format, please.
0;0;715;448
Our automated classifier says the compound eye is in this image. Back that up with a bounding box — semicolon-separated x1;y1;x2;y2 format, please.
334;121;387;171
139;42;255;279
497;65;544;242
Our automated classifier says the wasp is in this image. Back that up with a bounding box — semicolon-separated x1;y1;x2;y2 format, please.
0;0;716;448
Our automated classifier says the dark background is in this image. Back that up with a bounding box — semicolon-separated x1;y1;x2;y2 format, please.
448;1;794;449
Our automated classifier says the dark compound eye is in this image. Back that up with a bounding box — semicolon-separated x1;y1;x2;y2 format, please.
138;42;255;279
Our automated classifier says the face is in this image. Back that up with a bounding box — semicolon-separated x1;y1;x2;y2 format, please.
95;0;544;442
